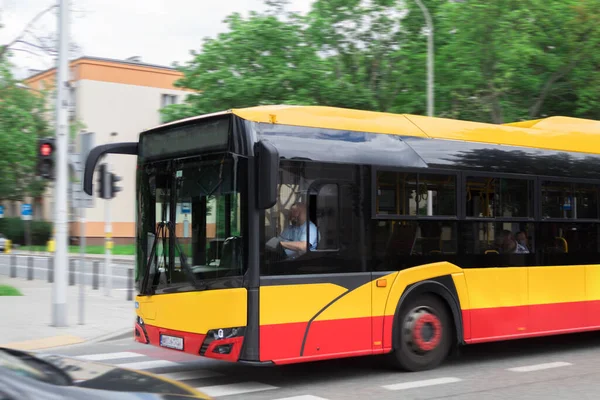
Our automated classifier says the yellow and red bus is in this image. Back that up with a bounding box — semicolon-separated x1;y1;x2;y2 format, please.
83;106;600;371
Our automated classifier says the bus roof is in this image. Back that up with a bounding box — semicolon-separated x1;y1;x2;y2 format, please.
504;116;600;135
147;105;600;156
231;105;600;156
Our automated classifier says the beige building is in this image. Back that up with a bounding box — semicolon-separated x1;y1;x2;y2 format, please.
24;56;190;244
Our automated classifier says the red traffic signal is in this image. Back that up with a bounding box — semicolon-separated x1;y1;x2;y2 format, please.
40;143;53;156
37;138;55;180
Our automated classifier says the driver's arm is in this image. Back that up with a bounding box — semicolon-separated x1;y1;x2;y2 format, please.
280;240;307;252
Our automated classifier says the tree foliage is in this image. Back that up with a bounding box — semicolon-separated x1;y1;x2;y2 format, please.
0;57;50;201
162;0;600;125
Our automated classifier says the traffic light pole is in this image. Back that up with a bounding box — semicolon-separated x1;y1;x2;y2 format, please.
52;0;69;327
104;166;112;297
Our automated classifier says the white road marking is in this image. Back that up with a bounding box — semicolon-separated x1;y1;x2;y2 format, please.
116;360;179;370
383;377;462;391
160;370;224;381
507;361;572;372
270;396;330;400
196;382;278;397
77;352;144;361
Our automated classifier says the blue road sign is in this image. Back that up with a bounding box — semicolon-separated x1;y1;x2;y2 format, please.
21;203;32;221
0;205;4;219
181;203;191;214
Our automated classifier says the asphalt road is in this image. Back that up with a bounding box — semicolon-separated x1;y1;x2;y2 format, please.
45;331;600;399
0;254;132;289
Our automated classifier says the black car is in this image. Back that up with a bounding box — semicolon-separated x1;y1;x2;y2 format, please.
0;347;211;399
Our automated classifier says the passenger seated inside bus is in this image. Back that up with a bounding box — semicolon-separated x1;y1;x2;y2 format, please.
494;230;529;254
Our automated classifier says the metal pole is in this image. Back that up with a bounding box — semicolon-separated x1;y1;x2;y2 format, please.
104;167;112;297
27;257;33;280
69;258;75;285
92;261;99;289
10;255;16;278
415;0;434;213
78;207;85;324
52;0;69;327
48;257;54;283
414;0;434;117
127;267;133;301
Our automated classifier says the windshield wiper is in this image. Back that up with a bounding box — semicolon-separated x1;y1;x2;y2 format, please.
140;222;168;295
140;221;201;295
171;231;202;290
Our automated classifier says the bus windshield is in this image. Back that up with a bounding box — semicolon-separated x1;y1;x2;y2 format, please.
136;153;247;294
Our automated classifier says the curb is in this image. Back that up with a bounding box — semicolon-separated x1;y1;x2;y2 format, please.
41;327;134;352
0;328;134;353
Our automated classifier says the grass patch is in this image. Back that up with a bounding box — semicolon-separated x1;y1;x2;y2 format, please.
19;244;136;256
0;285;22;296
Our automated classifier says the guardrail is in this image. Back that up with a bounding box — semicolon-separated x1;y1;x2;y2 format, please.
0;254;134;301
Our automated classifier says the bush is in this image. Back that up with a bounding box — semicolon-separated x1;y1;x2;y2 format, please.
0;217;52;246
0;285;22;296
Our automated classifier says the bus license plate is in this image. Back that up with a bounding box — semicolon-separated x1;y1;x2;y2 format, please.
160;334;183;350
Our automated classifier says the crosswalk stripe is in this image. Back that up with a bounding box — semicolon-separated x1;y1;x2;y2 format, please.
196;382;278;397
160;370;224;381
270;396;330;400
76;352;144;361
116;360;179;370
507;361;572;372
382;377;462;391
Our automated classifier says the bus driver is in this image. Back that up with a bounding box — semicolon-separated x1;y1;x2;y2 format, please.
279;202;319;259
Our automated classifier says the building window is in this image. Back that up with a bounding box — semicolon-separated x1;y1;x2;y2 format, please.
161;94;177;107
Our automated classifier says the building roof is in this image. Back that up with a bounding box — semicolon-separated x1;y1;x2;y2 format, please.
24;56;177;82
23;56;185;91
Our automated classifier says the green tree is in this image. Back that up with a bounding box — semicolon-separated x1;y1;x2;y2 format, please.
161;3;325;122
0;57;50;202
163;0;600;125
435;0;600;123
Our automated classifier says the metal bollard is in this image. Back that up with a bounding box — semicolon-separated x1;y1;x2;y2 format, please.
10;254;16;278
27;257;33;280
127;268;133;301
69;259;75;286
48;257;54;283
92;261;99;290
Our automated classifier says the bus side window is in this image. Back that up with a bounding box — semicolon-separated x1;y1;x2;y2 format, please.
312;183;339;251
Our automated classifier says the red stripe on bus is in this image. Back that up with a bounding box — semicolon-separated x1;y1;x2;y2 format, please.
464;300;600;344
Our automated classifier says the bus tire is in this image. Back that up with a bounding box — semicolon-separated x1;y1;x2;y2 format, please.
390;294;452;372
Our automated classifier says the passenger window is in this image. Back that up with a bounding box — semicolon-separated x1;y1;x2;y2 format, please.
375;171;456;216
460;222;535;255
372;220;458;271
466;176;533;218
312;183;339;250
539;222;600;265
542;181;599;220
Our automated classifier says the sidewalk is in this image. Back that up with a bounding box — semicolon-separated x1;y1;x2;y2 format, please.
0;276;134;351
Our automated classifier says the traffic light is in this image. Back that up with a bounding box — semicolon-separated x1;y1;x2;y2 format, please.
109;173;122;198
37;138;55;179
97;163;110;199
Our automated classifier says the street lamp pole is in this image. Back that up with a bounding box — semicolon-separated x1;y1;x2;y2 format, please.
52;0;69;327
414;0;434;117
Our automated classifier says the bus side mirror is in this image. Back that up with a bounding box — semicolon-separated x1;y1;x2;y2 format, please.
83;142;138;195
255;140;279;210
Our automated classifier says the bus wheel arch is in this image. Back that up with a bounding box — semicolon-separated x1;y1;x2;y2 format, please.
389;280;462;371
